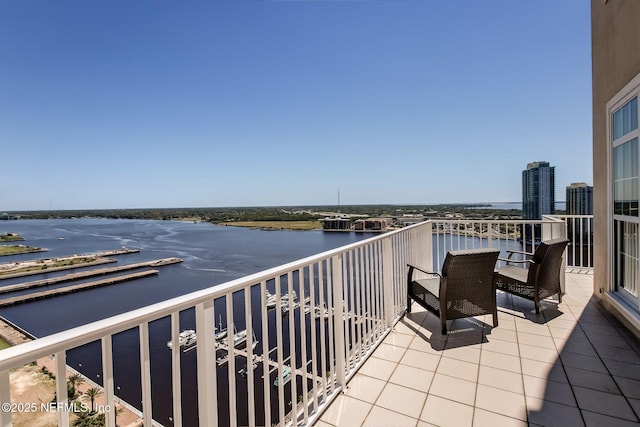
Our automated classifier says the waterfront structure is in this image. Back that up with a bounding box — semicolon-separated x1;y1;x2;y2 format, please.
321;217;351;231
566;182;593;215
353;218;388;233
592;0;640;333
522;161;556;220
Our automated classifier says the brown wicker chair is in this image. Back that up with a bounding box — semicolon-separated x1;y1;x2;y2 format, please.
407;248;500;335
494;238;569;314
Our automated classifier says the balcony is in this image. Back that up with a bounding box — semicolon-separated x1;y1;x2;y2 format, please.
2;216;638;427
317;270;640;426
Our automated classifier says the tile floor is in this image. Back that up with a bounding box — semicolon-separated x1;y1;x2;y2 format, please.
315;272;640;427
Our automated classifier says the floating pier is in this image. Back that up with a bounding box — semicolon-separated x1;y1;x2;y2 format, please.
0;270;159;307
0;258;182;294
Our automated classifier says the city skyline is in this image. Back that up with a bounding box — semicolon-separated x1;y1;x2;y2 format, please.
0;1;592;211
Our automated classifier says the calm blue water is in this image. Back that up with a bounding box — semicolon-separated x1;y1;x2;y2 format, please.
0;219;372;426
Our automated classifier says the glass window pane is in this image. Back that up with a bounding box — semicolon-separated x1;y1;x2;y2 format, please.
614;97;638;140
632;97;638;133
614;138;639;216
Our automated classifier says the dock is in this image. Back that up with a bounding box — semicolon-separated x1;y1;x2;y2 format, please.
0;258;182;294
0;270;159;307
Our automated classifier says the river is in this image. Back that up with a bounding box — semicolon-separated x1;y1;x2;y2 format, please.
0;218;372;426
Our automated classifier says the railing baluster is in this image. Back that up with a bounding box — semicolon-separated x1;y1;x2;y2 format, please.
275;276;285;426
309;263;319;413
195;300;217;426
226;294;237;427
169;313;182;427
287;271;297;423
298;267;309;423
101;335;116;427
318;260;328;399
327;260;335;394
139;323;152;427
55;351;69;427
259;281;271;427
244;287;255;427
332;255;347;389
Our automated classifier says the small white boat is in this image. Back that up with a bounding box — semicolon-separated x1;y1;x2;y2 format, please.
266;290;297;309
215;315;227;341
274;367;292;387
166;329;197;350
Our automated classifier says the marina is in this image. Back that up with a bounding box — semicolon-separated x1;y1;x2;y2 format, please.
0;257;182;294
0;270;160;307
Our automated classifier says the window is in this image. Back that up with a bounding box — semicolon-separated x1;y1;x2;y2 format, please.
613;97;638;140
613;138;639;216
610;79;640;309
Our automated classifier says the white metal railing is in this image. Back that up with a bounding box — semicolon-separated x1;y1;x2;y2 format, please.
0;215;592;426
553;215;594;268
0;221;432;427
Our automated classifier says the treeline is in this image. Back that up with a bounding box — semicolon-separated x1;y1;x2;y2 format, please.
6;204;528;222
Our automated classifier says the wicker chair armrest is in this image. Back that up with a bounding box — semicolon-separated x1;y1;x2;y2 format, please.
505;249;533;259
498;257;533;264
407;263;441;280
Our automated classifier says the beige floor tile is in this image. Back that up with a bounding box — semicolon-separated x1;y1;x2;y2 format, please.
417;422;439;427
474;384;527;421
312;420;335;427
393;319;422;337
420;394;473;427
559;352;607;374
518;342;559;364
581;410;640;427
549;326;583;340
481;338;520;357
409;336;443;355
472;408;528;427
545;317;579;330
441;345;481;364
385;332;416;348
587;331;632;349
614;376;640;400
520;359;567;383
602;358;640;381
358;356;397;381
400;349;441;371
374;343;408;363
319;394;372;426
389;363;434;393
522;375;577;407
345;374;387;404
435;357;478;382
515;321;552;337
428;373;477;406
525;396;584;427
516;331;557;350
564;366;620;394
484;327;518;343
478;365;523;394
596;344;640;364
375;382;427;420
573;386;637;421
362;405;418;427
480;350;521;374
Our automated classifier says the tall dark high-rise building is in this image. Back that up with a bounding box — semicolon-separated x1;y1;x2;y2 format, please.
522;161;556;220
566;182;593;215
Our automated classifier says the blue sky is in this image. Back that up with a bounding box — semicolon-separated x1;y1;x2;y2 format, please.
0;1;592;210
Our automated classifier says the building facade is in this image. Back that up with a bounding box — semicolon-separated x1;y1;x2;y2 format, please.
522;161;556;220
592;0;640;336
566;182;594;215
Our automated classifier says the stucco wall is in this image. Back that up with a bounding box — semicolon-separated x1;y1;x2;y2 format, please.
591;0;640;299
